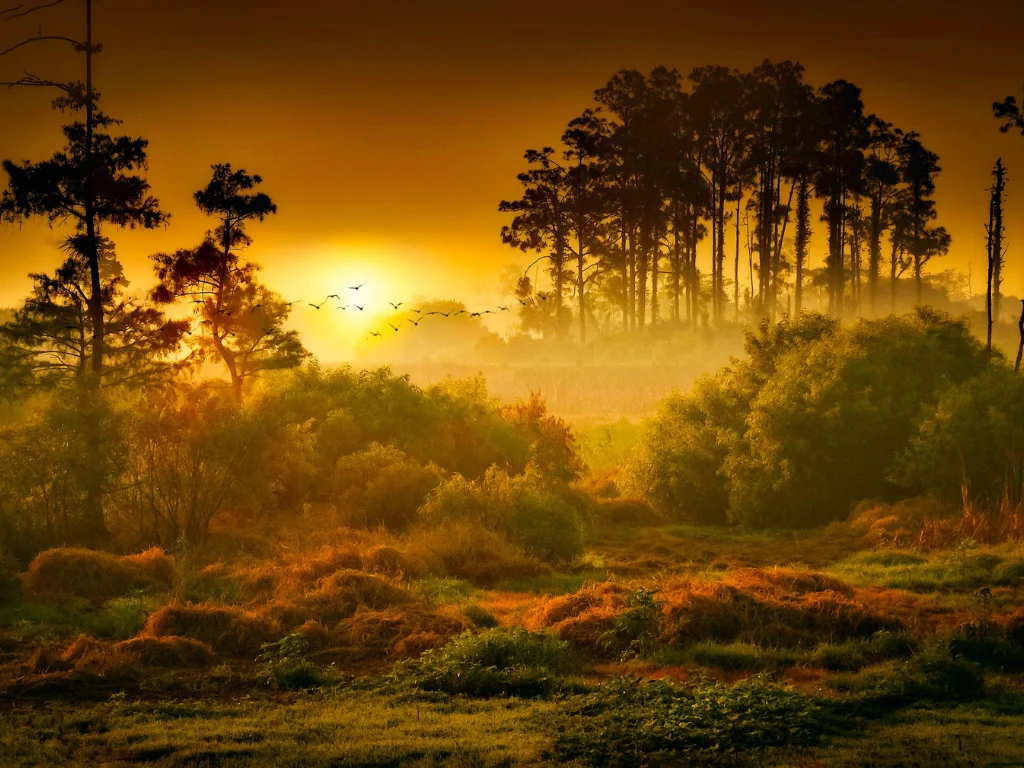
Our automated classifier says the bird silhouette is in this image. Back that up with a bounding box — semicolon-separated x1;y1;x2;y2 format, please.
249;304;264;313
470;312;482;317
352;305;365;311
481;309;495;315
261;327;274;335
308;301;326;310
405;319;421;327
498;306;509;312
389;302;404;309
348;282;368;291
518;298;529;306
412;307;424;314
327;294;341;300
369;331;382;338
426;311;451;317
387;323;400;332
454;310;468;316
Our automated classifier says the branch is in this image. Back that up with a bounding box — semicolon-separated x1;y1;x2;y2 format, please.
0;70;71;92
0;35;82;57
4;0;68;20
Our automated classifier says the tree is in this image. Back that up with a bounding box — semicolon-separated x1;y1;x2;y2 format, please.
0;0;167;381
689;66;749;323
152;165;306;402
1;239;187;391
863;119;903;312
814;81;869;315
896;133;949;303
985;159;1007;354
500;148;572;334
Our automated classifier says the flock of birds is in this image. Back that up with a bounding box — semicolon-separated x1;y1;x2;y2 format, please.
181;282;552;342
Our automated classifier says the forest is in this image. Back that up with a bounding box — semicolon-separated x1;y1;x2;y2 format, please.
1;1;1024;767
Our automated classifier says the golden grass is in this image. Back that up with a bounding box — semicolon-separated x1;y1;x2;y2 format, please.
25;547;174;604
143;603;277;656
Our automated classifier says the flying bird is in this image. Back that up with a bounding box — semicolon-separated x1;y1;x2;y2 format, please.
327;294;341;300
369;331;382;338
285;300;301;307
454;310;468;316
348;282;368;291
249;304;264;312
387;323;400;332
352;305;365;311
389;302;404;309
405;319;421;327
498;306;509;312
411;307;424;314
308;301;326;310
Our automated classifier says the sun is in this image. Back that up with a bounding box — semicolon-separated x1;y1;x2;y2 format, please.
263;242;419;362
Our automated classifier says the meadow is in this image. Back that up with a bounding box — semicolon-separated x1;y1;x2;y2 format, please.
1;311;1024;767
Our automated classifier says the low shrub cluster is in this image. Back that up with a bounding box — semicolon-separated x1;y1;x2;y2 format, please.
393;627;577;698
552;675;828;766
25;547;174;604
530;571;898;657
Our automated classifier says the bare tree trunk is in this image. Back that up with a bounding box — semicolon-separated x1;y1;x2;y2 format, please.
1016;300;1024;374
987;178;996;359
734;195;740;322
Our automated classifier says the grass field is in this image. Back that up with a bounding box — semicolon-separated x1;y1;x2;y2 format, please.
2;521;1024;767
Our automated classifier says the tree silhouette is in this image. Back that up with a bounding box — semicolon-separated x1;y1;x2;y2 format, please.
984;158;1007;349
1;239;187;391
896;132;948;304
863;119;902;312
152;165;305;402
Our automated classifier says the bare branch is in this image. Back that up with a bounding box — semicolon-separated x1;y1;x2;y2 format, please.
0;35;82;57
4;0;68;20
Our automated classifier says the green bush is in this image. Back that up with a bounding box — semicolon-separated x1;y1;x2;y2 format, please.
948;622;1024;672
464;604;499;629
333;444;441;530
628;310;995;529
393;627;577;698
508;490;583;565
812;632;918;672
602;588;662;660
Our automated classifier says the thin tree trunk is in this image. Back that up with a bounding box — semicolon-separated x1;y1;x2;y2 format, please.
1016;301;1024;375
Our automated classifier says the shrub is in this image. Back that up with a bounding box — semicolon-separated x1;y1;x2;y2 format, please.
601;588;662;660
25;547;174;604
336;605;464;659
812;632;918;672
143;603;277;656
405;521;550;587
507;490;583;565
394;627;576;698
333;444;442;530
362;545;425;578
948;621;1024;672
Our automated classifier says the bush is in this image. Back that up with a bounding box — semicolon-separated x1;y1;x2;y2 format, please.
394;627;576;698
143;603;277;656
405;521;550;587
269;569;414;628
507;490;583;565
333;444;441;530
948;621;1024;672
812;632;918;672
628;311;995;529
25;547;174;604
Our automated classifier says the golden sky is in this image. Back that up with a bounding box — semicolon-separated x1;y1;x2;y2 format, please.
1;0;1023;360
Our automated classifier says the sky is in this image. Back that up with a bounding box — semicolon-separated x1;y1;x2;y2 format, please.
1;0;1023;360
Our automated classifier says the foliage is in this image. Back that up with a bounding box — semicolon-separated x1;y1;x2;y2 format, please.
552;675;827;767
393;627;576;698
629;310;994;528
601;587;661;659
333;444;441;530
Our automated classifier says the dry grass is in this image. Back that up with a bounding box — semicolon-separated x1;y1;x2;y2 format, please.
114;636;216;668
142;603;277;656
25;547;174;604
525;582;628;654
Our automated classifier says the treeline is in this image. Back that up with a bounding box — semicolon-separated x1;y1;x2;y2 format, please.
500;61;957;340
